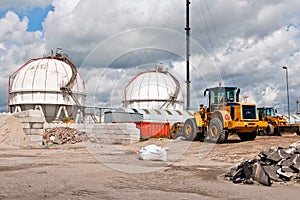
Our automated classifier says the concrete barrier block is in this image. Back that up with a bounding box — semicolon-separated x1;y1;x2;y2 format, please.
90;124;104;130
22;123;31;129
30;129;44;135
28;110;42;117
113;138;131;145
105;129;120;134
130;135;140;141
28;135;43;143
80;129;93;134
31;123;44;129
78;124;86;129
97;139;113;145
102;133;136;140
86;134;138;145
43;123;50;129
84;124;95;129
20;116;44;123
23;128;31;135
110;123;136;130
92;123;136;130
13;111;26;118
119;129;140;135
23;128;44;135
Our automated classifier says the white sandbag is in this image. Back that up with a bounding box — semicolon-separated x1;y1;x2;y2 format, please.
139;144;167;161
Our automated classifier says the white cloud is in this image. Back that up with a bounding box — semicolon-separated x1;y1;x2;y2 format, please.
0;11;46;111
0;11;45;75
1;0;300;112
246;84;280;106
0;11;43;45
0;0;52;10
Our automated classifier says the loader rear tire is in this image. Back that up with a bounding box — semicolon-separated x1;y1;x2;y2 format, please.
238;131;257;141
207;118;228;143
183;118;197;141
264;124;274;136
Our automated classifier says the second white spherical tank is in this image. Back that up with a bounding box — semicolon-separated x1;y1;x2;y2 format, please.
124;68;184;110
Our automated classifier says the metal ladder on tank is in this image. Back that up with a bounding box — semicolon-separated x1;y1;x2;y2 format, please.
60;86;85;123
159;70;181;109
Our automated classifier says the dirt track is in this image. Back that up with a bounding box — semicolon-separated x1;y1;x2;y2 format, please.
1;135;300;199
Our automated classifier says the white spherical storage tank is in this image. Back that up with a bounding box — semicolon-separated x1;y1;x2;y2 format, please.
8;51;86;122
124;66;184;110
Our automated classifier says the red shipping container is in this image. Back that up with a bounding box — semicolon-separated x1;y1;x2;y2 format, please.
135;122;170;138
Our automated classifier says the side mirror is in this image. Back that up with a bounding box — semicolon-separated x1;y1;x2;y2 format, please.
204;89;209;96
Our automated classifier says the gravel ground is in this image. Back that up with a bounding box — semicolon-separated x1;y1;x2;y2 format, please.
1;135;300;199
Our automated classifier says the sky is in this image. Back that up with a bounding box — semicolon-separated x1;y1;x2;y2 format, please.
1;0;300;113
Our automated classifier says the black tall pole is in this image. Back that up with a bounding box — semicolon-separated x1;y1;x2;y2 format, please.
185;0;191;110
282;66;291;123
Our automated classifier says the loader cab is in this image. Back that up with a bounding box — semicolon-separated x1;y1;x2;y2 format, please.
204;86;240;112
257;107;276;120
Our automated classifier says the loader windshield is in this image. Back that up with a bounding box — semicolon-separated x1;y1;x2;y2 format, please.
205;87;239;112
257;107;276;120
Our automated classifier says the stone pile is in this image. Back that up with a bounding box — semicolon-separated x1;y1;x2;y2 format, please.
226;141;300;186
42;127;83;145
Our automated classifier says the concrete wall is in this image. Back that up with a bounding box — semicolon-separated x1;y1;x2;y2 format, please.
14;110;45;145
14;110;141;145
44;123;140;145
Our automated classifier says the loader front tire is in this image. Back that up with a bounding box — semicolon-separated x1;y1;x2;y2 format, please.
183;118;198;141
207;118;228;143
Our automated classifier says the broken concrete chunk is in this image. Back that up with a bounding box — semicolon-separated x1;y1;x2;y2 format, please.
291;163;300;172
42;127;83;145
294;149;300;154
232;177;243;184
226;141;300;186
281;166;296;173
290;141;300;149
242;161;252;179
277;168;294;180
290;154;299;165
278;149;292;159
267;151;283;163
225;167;238;178
253;162;272;186
262;165;281;182
231;168;243;181
259;148;276;158
279;159;294;167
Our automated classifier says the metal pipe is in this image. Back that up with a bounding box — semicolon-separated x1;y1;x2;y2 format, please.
185;0;191;110
282;66;291;123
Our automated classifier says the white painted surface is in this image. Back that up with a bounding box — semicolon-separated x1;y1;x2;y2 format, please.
124;69;184;110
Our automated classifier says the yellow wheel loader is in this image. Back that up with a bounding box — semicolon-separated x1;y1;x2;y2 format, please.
181;86;268;143
258;107;299;135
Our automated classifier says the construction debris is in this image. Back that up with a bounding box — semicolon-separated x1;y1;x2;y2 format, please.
42;127;83;145
226;141;300;186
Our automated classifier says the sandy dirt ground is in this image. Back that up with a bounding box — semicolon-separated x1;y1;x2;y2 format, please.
1;132;300;200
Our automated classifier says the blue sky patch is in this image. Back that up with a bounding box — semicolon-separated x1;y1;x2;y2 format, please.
21;5;54;32
0;5;54;32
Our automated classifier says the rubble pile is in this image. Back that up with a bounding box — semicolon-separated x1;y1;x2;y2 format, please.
226;141;300;186
42;127;83;145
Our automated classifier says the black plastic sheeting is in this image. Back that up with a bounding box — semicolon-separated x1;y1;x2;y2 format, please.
225;141;300;186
